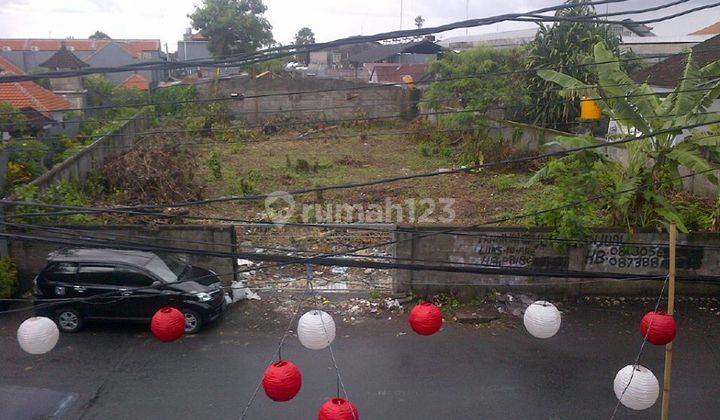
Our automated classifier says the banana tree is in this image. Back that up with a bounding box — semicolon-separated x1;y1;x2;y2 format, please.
533;42;720;232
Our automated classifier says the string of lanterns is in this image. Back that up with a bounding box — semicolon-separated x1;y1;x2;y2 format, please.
14;294;678;417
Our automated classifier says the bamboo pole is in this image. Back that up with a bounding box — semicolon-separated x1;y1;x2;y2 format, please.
661;223;677;420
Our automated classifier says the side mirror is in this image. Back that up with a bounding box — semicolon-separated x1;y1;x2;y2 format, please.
151;281;164;288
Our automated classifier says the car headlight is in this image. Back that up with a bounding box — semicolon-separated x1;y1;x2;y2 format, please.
195;292;212;302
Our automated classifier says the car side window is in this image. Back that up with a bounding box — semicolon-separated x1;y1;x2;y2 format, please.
114;267;155;287
46;263;78;283
78;265;116;286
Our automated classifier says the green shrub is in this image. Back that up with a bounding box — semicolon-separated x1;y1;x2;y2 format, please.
207;151;222;180
0;258;18;299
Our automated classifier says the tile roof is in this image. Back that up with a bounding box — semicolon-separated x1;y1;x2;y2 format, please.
1;48;71;114
0;81;73;113
0;55;24;75
364;63;428;84
0;39;161;59
120;73;150;91
631;34;720;88
690;21;720;35
39;44;89;69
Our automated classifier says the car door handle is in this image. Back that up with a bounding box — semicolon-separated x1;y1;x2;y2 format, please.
119;289;133;297
73;286;86;293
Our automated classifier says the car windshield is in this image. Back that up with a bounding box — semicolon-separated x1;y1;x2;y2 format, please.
144;254;189;283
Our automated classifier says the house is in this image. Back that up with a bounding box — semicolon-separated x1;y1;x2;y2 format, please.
438;28;538;51
120;73;151;91
175;29;212;77
690;21;720;36
0;55;73;136
38;44;88;109
307;42;378;80
0;38;165;88
364;63;428;84
606;34;720;140
346;39;443;67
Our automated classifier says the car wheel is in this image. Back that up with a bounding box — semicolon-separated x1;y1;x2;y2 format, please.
183;309;202;334
56;308;83;333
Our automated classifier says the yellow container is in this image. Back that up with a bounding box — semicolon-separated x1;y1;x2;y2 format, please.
402;74;415;89
580;97;602;121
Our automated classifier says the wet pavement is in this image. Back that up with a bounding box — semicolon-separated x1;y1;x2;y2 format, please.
0;297;719;420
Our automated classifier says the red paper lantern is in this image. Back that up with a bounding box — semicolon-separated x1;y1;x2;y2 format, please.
262;360;302;402
408;302;443;336
640;311;677;345
318;398;360;420
151;307;185;342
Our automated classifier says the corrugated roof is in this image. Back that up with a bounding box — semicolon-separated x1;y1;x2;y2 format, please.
632;34;720;88
39;44;89;69
365;63;428;84
121;73;150;91
691;21;720;35
348;40;442;64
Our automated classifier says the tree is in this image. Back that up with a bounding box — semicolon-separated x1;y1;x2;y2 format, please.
294;27;315;46
293;27;315;65
414;16;425;29
189;0;274;57
528;42;720;236
0;103;28;135
89;30;111;40
524;0;621;131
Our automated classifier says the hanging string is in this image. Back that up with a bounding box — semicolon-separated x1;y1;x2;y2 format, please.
609;275;668;419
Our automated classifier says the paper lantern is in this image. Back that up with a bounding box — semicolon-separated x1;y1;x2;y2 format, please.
298;310;336;350
580;97;602;121
151;307;185;342
523;300;561;339
640;311;677;345
318;398;360;420
613;364;659;410
17;316;59;355
408;302;443;336
262;360;302;402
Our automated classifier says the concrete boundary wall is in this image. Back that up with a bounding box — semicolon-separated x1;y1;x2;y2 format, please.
193;75;416;124
393;226;720;297
8;224;237;292
27;111;151;191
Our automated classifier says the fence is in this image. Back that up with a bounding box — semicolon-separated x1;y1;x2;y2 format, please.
8;224;237;292
393;226;720;297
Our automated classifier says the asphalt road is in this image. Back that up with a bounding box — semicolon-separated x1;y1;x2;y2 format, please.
1;298;719;420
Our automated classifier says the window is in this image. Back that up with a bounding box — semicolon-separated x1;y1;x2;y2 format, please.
78;265;115;285
46;263;78;283
114;267;154;287
31;46;39;52
2;46;11;51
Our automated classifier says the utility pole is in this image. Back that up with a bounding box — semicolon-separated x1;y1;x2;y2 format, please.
400;0;404;29
466;0;470;36
660;223;677;420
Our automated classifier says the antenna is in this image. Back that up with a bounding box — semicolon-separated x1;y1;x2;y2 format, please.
466;0;470;36
400;0;404;29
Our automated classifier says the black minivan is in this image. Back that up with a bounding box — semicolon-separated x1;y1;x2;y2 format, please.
33;249;228;334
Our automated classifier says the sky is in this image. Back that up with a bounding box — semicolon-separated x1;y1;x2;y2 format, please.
0;0;718;52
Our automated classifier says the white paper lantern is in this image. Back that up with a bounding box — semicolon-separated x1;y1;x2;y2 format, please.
613;364;660;410
523;300;561;339
17;316;59;355
297;310;336;350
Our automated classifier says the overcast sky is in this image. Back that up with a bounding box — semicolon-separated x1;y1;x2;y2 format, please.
0;0;718;52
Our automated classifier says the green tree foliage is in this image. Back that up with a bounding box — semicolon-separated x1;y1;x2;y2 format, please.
414;16;425;29
294;27;315;45
525;0;621;130
89;30;111;40
151;85;198;116
0;258;18;299
424;46;529;118
529;42;720;236
0;103;28;135
84;75;116;108
189;0;274;57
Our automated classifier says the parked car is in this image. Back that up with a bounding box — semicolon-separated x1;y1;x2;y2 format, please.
33;249;228;334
